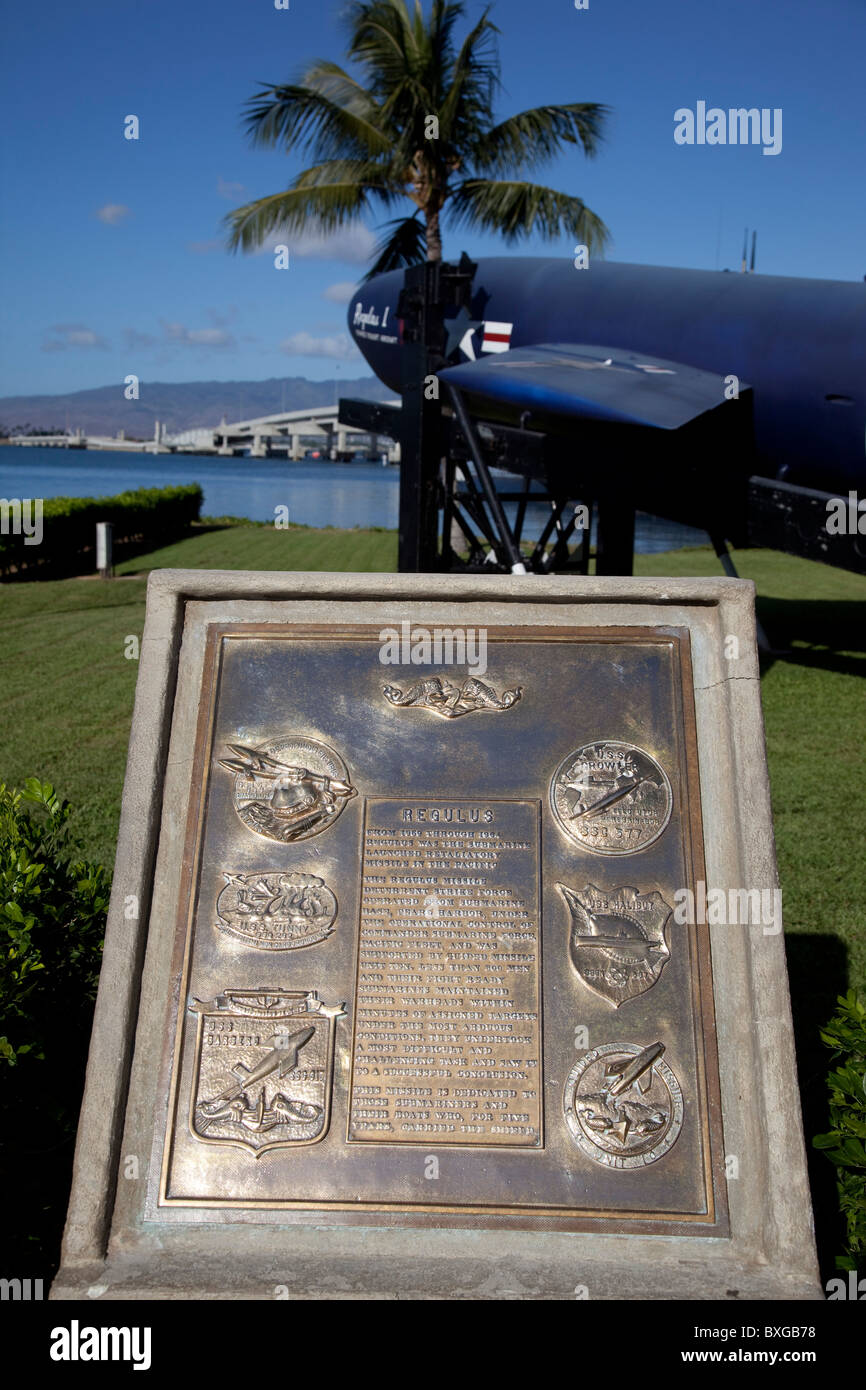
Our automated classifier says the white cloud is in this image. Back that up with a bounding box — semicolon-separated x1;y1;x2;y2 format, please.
217;176;246;200
162;321;233;348
123;327;156;349
323;281;359;303
42;323;109;352
280;331;360;360
96;204;131;225
255;223;376;264
187;238;223;254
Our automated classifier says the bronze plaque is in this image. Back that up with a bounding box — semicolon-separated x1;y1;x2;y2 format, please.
152;623;727;1234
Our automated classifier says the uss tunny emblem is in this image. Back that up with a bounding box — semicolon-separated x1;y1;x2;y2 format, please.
216;872;337;950
557;883;673;1007
189;990;345;1156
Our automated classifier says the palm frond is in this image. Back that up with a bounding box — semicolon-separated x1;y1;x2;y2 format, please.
449;178;610;253
298;60;382;120
293;158;403;194
363;214;427;279
242;78;390;161
346;0;420;97
471;103;610;175
439;6;500;139
224;182;381;252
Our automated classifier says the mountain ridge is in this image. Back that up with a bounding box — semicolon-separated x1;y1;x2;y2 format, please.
0;376;388;437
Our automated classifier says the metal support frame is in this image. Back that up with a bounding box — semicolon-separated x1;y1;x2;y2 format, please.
445;384;527;573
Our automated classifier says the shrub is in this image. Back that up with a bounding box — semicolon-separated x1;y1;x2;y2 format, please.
813;991;866;1271
0;779;109;1066
0;779;110;1273
0;482;203;577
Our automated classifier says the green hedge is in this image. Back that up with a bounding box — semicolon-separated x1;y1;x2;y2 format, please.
813;991;866;1271
0;780;109;1272
0;779;108;1067
0;482;203;577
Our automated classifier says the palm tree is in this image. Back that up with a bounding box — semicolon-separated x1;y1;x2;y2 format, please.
225;0;609;277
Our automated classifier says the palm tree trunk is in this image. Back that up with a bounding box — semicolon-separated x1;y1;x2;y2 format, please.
425;206;443;262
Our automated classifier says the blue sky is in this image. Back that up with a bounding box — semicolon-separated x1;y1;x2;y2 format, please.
1;0;864;396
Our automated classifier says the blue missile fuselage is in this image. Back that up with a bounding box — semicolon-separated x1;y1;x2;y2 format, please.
348;258;866;494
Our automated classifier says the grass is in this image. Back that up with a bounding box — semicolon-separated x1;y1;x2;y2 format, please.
0;524;398;865
1;521;864;1275
115;518;398;575
1;529;863;990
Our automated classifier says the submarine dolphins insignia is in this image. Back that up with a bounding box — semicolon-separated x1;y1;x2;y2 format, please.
190;990;345;1155
563;1040;684;1168
382;676;522;719
558;883;673;1007
220;735;356;843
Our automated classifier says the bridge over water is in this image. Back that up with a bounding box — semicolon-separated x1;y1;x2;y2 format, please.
168;402;401;460
6;403;401;461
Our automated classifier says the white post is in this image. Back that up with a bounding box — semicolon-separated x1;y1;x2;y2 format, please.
96;522;113;579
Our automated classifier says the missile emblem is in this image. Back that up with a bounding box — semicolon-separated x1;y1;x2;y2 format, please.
563;1041;684;1169
189;991;346;1156
220;735;356;844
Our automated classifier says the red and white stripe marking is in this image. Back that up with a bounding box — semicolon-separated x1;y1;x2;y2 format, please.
481;321;513;353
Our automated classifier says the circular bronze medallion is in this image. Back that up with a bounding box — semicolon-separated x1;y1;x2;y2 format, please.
221;736;356;843
550;741;672;855
563;1041;683;1168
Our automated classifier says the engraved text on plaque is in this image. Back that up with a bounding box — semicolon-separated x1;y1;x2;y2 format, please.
349;798;542;1145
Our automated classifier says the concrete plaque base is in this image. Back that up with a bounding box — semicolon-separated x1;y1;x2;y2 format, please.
51;572;821;1300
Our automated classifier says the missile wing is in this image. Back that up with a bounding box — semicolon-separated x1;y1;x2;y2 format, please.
438;343;742;432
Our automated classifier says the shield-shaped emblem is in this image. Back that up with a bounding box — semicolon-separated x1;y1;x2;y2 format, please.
557;883;672;1007
189;990;344;1157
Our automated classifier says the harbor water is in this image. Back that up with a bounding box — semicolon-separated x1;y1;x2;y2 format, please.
0;445;710;553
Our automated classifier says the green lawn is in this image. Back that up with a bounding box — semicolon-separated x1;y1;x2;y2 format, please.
116;519;398;575
1;521;864;1273
2;526;863;1005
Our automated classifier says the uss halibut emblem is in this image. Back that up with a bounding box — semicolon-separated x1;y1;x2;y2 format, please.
558;882;673;1007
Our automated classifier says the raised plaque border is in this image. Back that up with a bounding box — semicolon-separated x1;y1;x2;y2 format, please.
152;621;727;1236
